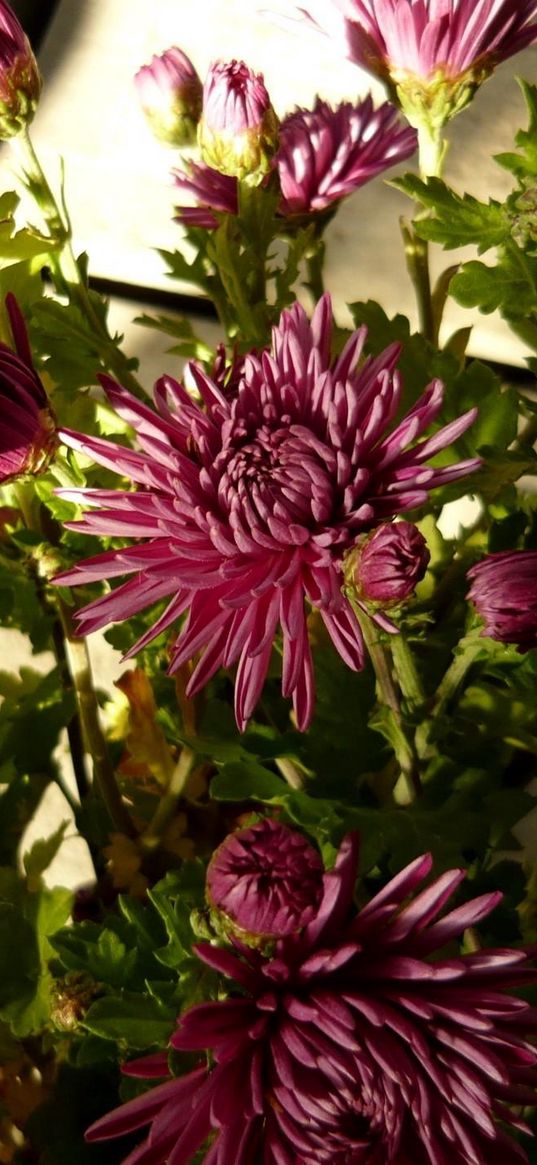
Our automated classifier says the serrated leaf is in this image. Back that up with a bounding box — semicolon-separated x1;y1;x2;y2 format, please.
393;174;507;252
451;251;537;316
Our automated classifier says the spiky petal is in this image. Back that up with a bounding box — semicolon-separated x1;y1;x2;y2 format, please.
467;549;537;652
55;294;479;731
86;830;537;1165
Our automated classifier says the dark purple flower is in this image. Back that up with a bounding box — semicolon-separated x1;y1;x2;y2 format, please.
206;818;324;939
0;293;56;484
277;95;417;216
86;832;537;1164
55;294;478;731
198;59;278;182
288;1;537;128
0;0;41;138
352;520;430;605
467;549;537;652
134;47;202;147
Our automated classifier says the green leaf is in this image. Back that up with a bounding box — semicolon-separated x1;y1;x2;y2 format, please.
83;992;175;1049
23;820;69;883
392;174;507;252
450;251;537;317
495;80;537;178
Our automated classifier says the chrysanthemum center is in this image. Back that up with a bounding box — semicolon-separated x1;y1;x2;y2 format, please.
216;421;335;531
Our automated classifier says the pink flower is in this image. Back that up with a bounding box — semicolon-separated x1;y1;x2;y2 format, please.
290;1;537;128
276;95;417;215
467;550;537;652
0;293;57;484
55;294;478;731
173;94;416;228
206;818;324;939
173;159;238;229
85;832;537;1164
297;0;537;83
0;0;41;138
198;59;278;182
134;47;202;147
352;520;430;604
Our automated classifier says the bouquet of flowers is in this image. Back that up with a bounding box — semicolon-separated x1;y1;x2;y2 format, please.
1;1;537;1161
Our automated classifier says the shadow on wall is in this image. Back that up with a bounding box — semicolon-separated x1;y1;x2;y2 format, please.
11;0;61;50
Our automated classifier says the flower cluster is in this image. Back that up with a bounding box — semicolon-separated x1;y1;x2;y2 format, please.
173;92;416;227
55;294;478;731
86;825;537;1164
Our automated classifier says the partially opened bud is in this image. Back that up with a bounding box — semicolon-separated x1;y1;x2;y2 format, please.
467;550;537;652
198;59;278;184
134;46;202;148
0;293;57;483
352;521;430;606
0;1;41;139
206;818;324;940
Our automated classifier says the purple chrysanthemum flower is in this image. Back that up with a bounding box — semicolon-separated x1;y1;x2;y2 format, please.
0;0;41;138
206;818;324;939
294;0;537;84
352;519;430;604
467;550;537;652
285;1;537;130
0;293;57;484
198;59;278;182
55;294;478;731
85;832;537;1164
134;47;202;147
173;94;416;228
276;95;417;216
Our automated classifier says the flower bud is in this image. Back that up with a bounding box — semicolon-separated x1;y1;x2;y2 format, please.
351;521;430;606
198;59;278;184
0;293;57;483
206;818;324;941
467;550;537;652
134;46;202;148
0;1;41;139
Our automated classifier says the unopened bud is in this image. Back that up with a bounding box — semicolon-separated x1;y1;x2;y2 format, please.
198;59;278;184
0;1;41;139
0;294;57;484
135;46;202;148
349;521;430;607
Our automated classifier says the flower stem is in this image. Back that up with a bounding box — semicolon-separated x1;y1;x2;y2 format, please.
305;238;326;305
354;607;422;802
389;631;426;713
140;745;196;850
401;120;446;346
275;757;304;791
57;598;137;838
13;128;145;398
416;631;483;760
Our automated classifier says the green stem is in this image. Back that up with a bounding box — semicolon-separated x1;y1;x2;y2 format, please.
401;219;436;345
57;599;137;838
354;606;422;802
13;129;145;398
305;239;326;305
417;122;447;182
141;746;196;850
417;632;483;760
390;632;426;713
275;757;304;791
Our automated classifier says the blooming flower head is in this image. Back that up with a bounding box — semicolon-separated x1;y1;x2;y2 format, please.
0;0;41;138
173;94;416;228
291;1;537;130
276;95;417;217
467;549;537;652
86;831;537;1164
198;59;279;183
206;817;324;939
350;519;430;605
134;46;202;147
0;293;57;484
55;294;478;731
